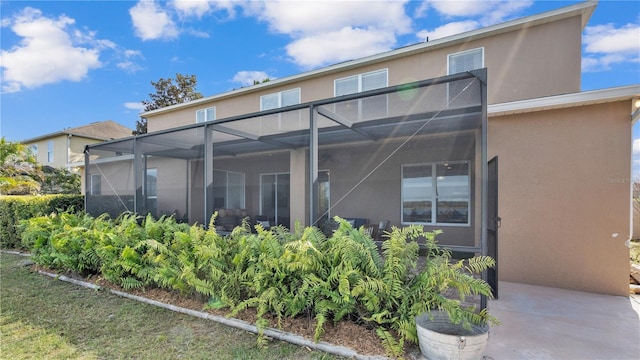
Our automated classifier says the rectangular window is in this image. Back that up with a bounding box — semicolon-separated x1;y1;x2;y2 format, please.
260;88;301;110
447;48;483;107
29;144;38;157
145;168;158;215
401;161;470;226
47;141;54;163
334;69;388;96
448;48;484;75
213;170;246;209
334;69;388;120
90;174;101;195
196;107;216;123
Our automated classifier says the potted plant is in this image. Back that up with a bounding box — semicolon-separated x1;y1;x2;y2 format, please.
368;224;498;358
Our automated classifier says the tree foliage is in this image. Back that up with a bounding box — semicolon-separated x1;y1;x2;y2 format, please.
0;137;42;195
0;138;80;195
133;73;204;135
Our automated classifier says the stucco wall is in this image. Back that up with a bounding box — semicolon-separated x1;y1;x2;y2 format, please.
488;101;631;296
147;13;583;133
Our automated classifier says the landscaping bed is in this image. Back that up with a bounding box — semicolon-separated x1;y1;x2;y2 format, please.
17;211;496;358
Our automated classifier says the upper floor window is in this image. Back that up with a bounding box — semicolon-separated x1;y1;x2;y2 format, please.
401;161;470;226
448;48;484;75
196;107;216;123
260;88;301;111
334;69;388;120
334;69;388;96
47;141;54;163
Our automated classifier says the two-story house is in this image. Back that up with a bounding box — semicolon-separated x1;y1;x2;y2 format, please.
84;1;639;297
22;120;132;171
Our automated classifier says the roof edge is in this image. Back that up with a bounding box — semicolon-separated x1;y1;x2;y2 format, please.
143;1;598;118
488;84;640;116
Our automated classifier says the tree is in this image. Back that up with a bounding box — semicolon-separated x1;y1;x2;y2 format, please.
133;73;204;135
40;166;81;194
0;137;43;195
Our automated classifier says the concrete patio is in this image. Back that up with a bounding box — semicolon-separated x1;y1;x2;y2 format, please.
483;282;640;359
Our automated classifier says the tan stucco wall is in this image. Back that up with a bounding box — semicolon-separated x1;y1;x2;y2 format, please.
147;14;583;133
24;135;102;170
488;101;631;296
24;136;67;168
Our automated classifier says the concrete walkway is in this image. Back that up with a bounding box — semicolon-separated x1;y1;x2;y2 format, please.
484;282;640;359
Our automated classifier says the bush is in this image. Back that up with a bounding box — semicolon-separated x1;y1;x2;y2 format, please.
19;213;496;357
0;194;83;249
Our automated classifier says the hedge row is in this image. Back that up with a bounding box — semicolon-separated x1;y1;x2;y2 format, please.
0;194;83;249
20;212;496;356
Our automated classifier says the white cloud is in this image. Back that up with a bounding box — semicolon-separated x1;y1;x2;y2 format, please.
415;0;532;41
117;50;144;73
287;27;396;69
426;0;532;24
633;138;640;155
242;0;412;68
583;23;640;72
0;7;102;93
426;0;495;18
130;1;179;41
232;71;272;86
171;0;235;19
124;102;145;111
416;20;479;41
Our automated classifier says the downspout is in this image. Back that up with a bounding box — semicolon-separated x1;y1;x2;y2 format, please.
67;134;72;171
628;101;640;247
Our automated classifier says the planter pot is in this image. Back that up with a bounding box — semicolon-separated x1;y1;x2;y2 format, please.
415;311;489;360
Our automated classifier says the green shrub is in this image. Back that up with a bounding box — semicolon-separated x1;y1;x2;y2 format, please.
0;195;83;249
18;212;497;357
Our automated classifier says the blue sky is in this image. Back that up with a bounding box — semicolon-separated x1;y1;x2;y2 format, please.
1;0;638;143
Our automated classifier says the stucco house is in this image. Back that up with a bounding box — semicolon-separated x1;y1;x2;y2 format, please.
22;120;131;172
84;1;639;297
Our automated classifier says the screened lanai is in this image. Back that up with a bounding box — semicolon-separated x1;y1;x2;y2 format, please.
85;69;487;250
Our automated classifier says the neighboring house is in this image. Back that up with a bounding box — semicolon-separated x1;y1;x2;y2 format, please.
85;1;639;297
22;120;132;171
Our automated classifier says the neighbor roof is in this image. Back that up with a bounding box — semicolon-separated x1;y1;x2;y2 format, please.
142;0;597;118
21;120;132;143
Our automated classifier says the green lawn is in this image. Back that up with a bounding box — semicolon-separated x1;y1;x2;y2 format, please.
0;252;340;360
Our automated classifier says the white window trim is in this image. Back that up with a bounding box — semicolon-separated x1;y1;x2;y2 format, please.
401;160;471;227
260;88;301;111
447;47;484;75
47;141;54;163
196;106;216;123
334;68;388;96
90;174;101;195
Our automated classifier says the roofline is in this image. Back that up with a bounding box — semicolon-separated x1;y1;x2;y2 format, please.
21;131;117;144
142;0;597;118
488;84;640;117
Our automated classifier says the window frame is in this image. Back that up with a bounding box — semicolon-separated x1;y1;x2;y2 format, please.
90;173;101;195
29;144;38;157
196;106;216;123
260;88;301;111
401;160;471;227
47;140;54;163
333;68;388;96
213;169;246;209
447;47;484;75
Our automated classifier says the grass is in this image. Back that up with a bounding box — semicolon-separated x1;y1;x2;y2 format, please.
0;252;341;360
